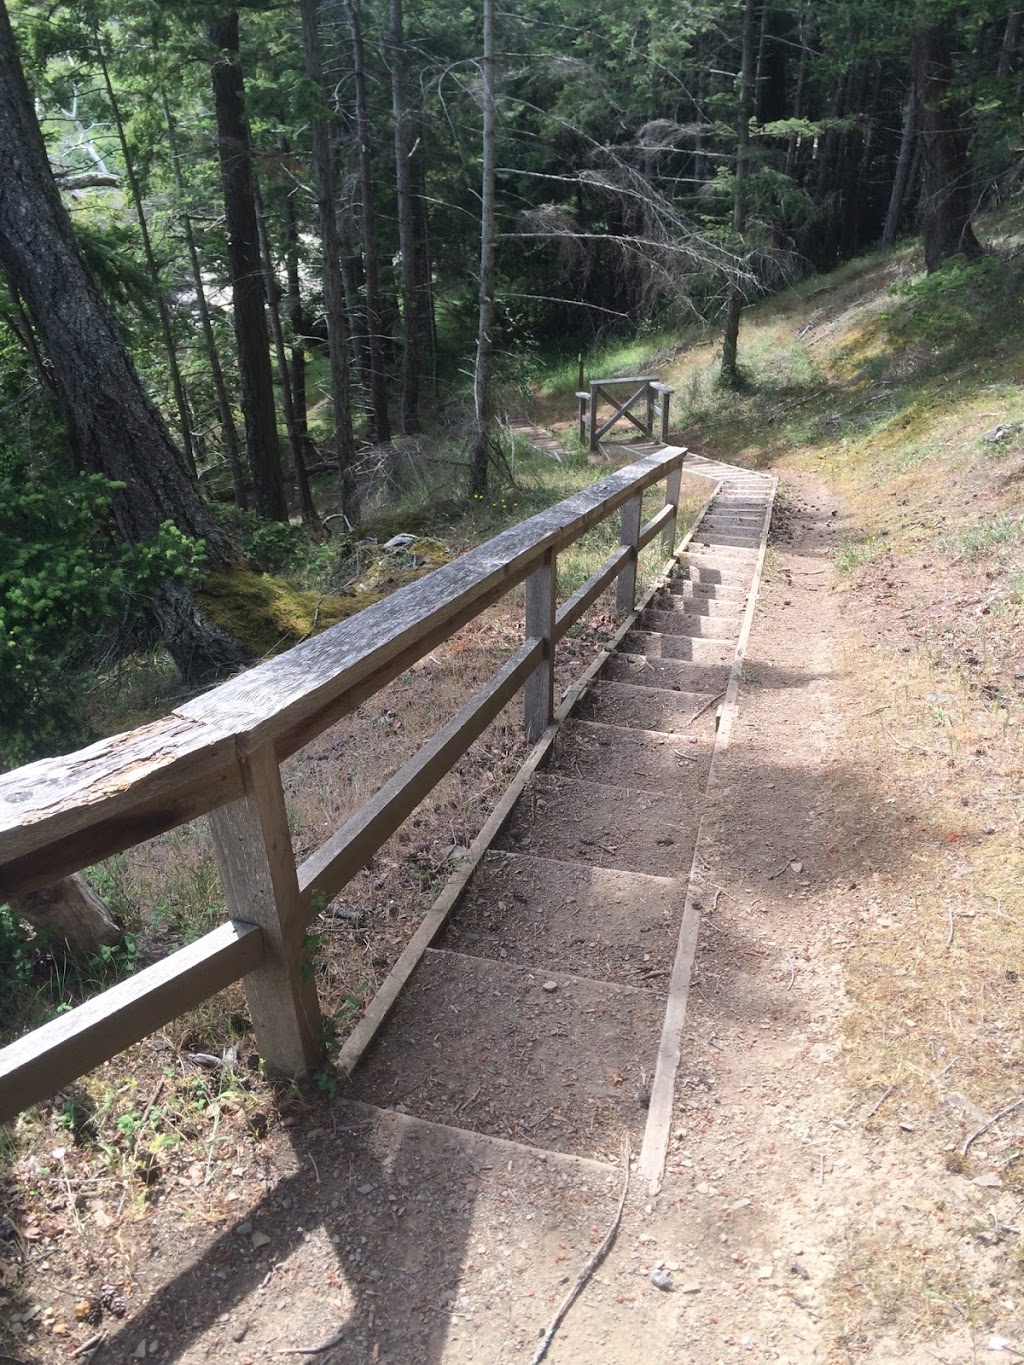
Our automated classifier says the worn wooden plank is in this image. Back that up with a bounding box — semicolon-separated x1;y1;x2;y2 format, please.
594;382;651;442
554;545;631;640
524;552;556;742
637;503;676;553
209;745;323;1077
298;638;543;905
662;467;682;554
589;375;656;387
0;921;263;1124
180;447;685;753
616;493;642;615
0;718;241;894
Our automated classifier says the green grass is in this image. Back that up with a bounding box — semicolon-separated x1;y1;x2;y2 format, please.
947;515;1024;561
537;328;682;399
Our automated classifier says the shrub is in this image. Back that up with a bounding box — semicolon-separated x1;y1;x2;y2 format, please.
0;469;204;769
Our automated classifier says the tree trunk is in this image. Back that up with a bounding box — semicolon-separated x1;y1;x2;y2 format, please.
207;11;287;523
280;161;319;491
470;0;497;495
0;2;244;683
721;0;756;388
163;94;247;508
911;23;983;273
299;0;359;525
253;176;317;527
96;38;197;479
343;0;391;446
997;10;1022;79
883;86;917;247
390;0;423;435
12;875;121;959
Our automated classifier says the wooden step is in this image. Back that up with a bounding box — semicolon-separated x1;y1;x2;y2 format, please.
602;651;732;696
546;717;714;794
497;772;690;877
640;607;741;637
685;540;758;559
646;589;743;618
442;850;684;990
621;630;733;664
665;578;748;604
575;679;716;733
344;950;664;1159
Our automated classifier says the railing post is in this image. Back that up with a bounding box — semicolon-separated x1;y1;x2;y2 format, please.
663;464;682;557
645;382;655;440
660;386;672;443
524;549;557;742
588;382;598;450
577;391;589;446
209;744;323;1077
616;492;642;615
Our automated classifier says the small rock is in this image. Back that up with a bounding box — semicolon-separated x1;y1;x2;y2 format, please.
790;1262;810;1280
251;1231;271;1250
756;1265;774;1280
237;1222;253;1237
988;1336;1019;1352
356;1182;375;1195
133;1344;147;1360
231;1322;250;1344
541;981;558;993
974;1173;1003;1189
650;1268;673;1291
679;1282;702;1295
790;861;803;874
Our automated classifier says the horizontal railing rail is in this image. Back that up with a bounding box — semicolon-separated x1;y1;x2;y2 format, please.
0;445;690;1124
576;376;673;451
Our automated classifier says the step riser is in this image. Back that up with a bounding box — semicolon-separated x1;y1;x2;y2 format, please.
547;717;715;795
603;653;732;695
622;631;732;664
640;609;741;638
576;681;718;733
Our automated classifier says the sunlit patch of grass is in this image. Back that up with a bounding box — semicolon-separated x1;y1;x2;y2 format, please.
833;536;878;574
946;515;1024;561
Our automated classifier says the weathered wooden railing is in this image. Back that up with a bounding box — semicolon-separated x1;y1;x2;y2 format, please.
0;446;689;1124
577;375;673;451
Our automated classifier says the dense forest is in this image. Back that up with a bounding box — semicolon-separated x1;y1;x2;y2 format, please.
0;0;1019;768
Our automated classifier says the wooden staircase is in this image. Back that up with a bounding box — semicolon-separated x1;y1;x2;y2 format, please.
343;455;775;1182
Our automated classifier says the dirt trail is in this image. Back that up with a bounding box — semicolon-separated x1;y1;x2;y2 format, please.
11;461;1015;1364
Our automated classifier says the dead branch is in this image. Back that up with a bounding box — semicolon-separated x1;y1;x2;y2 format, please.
962;1097;1024;1157
531;1138;631;1364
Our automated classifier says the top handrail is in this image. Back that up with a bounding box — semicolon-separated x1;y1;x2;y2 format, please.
0;446;686;899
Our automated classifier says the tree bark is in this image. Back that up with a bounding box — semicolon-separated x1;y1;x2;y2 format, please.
721;0;755;388
96;37;197;478
163;93;247;508
390;0;423;435
299;0;359;525
470;0;497;495
883;86;917;247
997;9;1022;80
0;1;244;682
343;0;391;446
280;160;319;494
12;875;121;958
253;176;318;527
207;11;287;523
911;23;983;273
